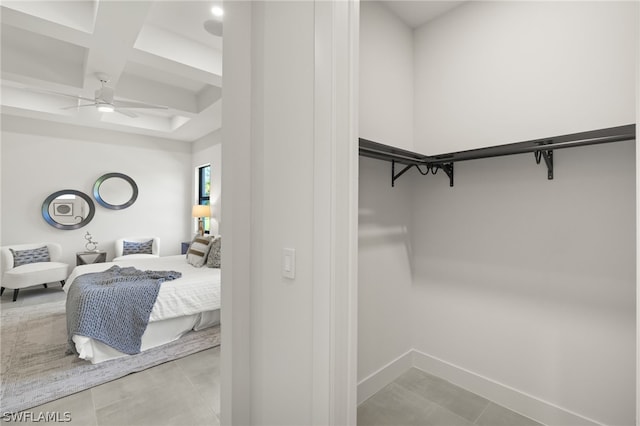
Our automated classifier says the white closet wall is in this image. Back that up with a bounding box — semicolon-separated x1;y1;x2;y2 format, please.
358;1;415;391
410;3;636;423
358;157;413;388
358;1;637;425
414;1;638;154
359;1;414;151
411;141;635;425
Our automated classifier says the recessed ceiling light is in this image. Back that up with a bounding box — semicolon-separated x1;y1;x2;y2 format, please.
203;20;223;37
211;6;223;17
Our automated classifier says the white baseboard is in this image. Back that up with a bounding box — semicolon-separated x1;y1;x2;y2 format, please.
411;350;603;426
356;349;604;426
357;350;413;405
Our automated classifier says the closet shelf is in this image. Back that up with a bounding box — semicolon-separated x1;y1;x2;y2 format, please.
359;124;636;187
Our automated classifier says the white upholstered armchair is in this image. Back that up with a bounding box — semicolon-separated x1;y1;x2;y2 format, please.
113;237;160;261
0;242;69;302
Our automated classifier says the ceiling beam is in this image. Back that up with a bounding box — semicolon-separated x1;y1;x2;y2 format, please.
134;24;222;77
83;1;152;90
115;73;199;115
0;6;93;48
130;49;222;88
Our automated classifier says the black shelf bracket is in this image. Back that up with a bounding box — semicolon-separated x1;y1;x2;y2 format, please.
440;163;454;187
391;160;414;187
534;149;553;180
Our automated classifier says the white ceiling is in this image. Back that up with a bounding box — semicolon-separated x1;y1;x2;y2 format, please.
0;1;461;142
380;0;466;28
1;0;223;142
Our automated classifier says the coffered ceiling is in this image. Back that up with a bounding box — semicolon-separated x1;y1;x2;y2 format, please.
1;0;222;141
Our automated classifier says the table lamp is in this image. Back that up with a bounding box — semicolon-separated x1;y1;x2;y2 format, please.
192;205;210;236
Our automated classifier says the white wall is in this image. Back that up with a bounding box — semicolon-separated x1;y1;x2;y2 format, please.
192;128;222;235
409;3;637;423
248;2;316;423
221;1;359;423
357;1;637;424
414;1;638;154
356;0;421;402
410;141;636;426
359;1;414;151
0;115;193;266
358;157;413;381
357;1;415;400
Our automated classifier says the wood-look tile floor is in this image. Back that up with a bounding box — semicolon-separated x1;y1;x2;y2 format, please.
1;287;220;426
358;368;544;426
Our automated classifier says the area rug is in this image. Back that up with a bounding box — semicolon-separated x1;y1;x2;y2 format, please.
0;300;220;413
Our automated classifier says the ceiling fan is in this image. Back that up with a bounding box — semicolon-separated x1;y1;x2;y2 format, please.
53;73;168;118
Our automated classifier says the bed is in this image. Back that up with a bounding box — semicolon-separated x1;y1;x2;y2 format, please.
63;255;220;364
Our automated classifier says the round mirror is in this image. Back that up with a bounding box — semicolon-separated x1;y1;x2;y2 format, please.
42;190;95;230
93;173;138;210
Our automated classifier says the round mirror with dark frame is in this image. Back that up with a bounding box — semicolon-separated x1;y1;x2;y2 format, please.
42;190;95;230
93;173;138;210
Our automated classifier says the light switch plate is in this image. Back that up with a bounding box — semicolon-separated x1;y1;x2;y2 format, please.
282;248;296;279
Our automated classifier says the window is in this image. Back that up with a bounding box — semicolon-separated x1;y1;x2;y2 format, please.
198;164;211;233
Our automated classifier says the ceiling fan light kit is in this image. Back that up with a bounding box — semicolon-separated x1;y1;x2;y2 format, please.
21;72;168;118
97;103;115;113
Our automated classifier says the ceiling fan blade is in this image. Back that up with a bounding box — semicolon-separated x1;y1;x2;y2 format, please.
115;109;138;118
21;86;95;103
61;103;97;110
113;100;168;109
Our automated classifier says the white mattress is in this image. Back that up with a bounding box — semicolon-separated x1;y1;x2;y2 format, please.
72;310;220;364
65;255;221;363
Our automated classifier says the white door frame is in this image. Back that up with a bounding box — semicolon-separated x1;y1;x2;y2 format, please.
312;1;360;424
220;1;252;425
220;1;359;424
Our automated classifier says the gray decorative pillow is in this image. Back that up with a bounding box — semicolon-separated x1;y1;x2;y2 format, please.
123;240;153;255
206;236;221;268
10;246;50;267
187;235;214;268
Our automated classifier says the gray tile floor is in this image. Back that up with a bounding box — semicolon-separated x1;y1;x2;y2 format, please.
0;284;67;309
358;368;544;426
4;288;542;426
1;287;220;426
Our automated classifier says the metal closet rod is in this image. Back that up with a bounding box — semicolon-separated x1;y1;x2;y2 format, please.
359;124;636;166
358;123;636;186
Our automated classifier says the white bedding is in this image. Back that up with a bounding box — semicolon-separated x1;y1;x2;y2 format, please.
65;255;220;363
65;255;220;321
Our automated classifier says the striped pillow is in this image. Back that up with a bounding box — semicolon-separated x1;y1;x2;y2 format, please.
186;235;213;267
10;246;50;267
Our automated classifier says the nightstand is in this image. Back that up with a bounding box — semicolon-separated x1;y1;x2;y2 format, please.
76;251;107;266
181;242;190;255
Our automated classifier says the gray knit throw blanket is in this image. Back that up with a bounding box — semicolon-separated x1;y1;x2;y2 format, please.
66;265;182;356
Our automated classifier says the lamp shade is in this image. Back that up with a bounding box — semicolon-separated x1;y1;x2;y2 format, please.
192;205;211;218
